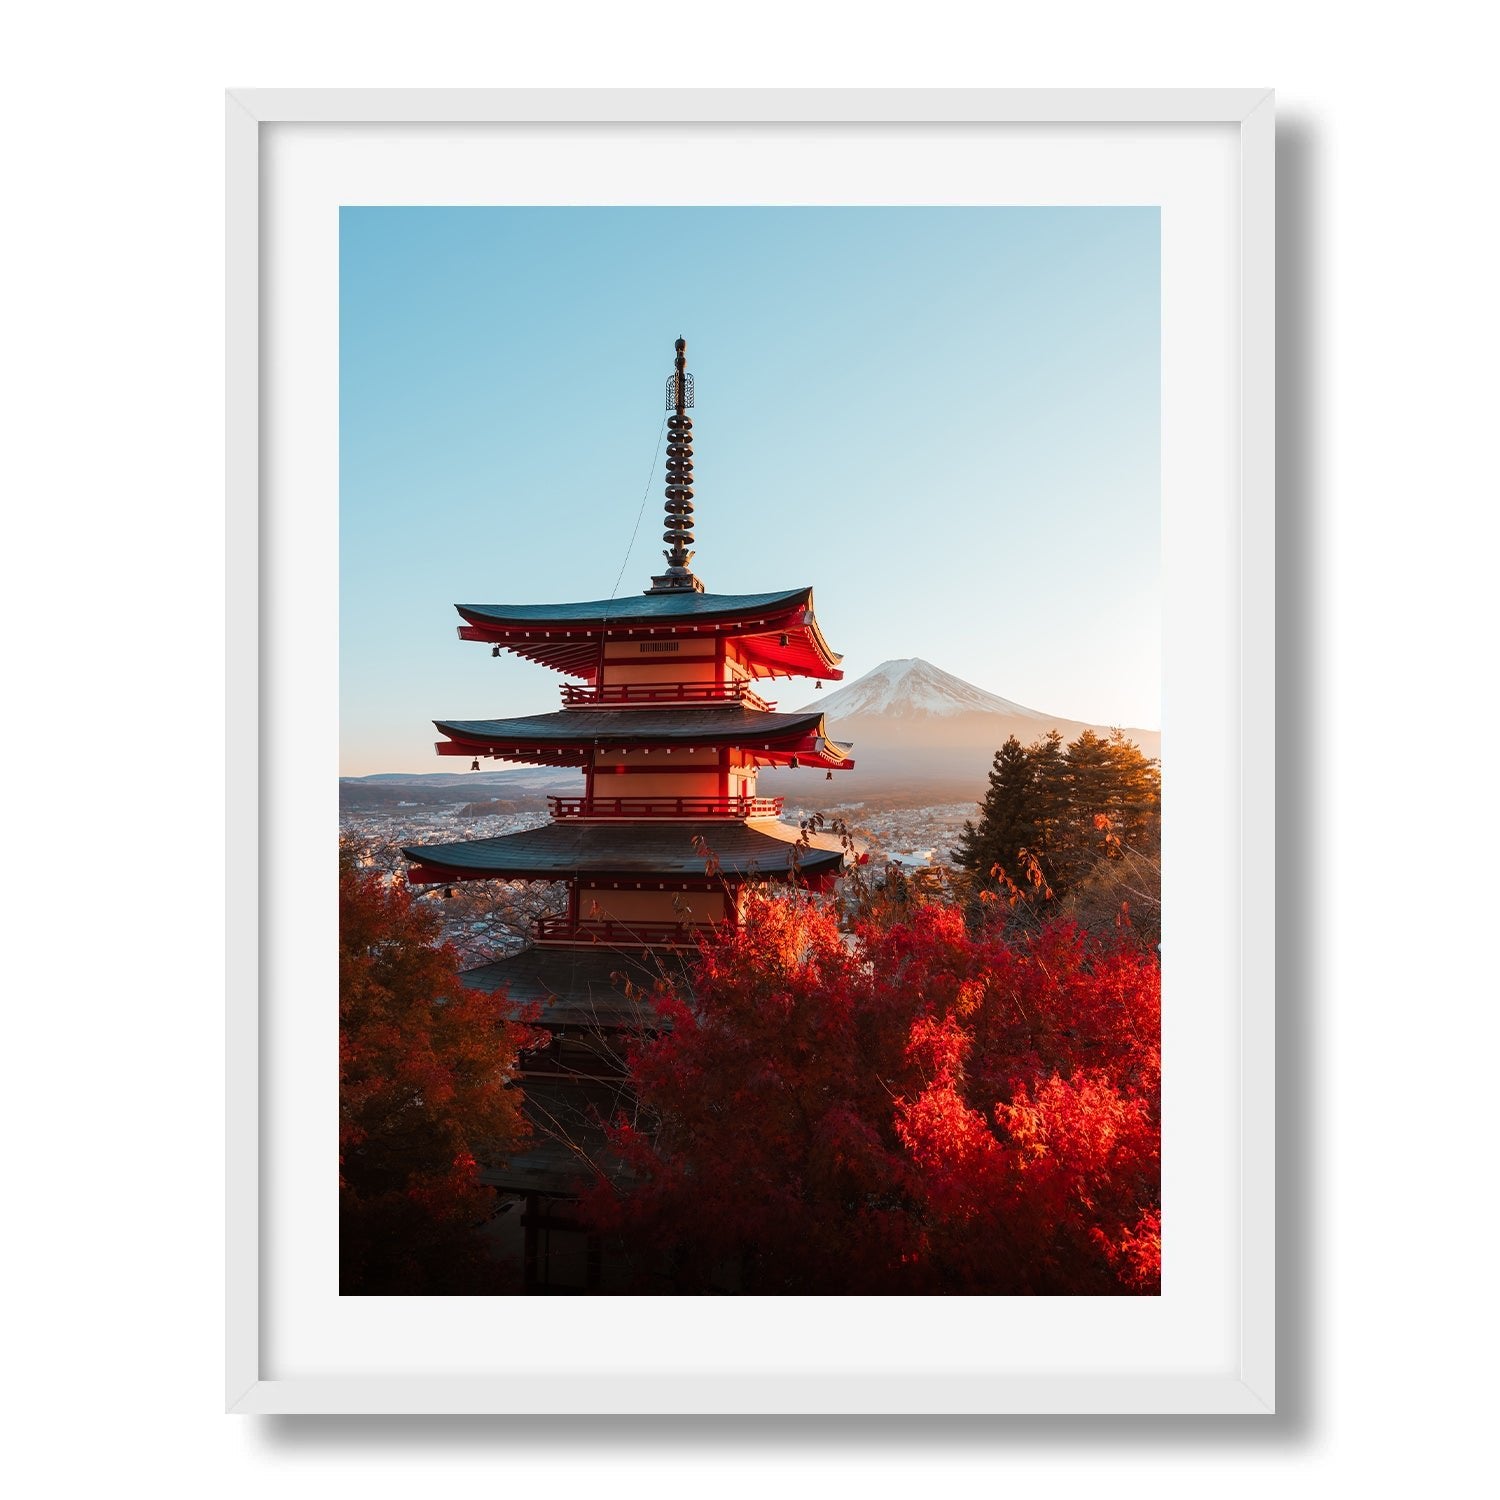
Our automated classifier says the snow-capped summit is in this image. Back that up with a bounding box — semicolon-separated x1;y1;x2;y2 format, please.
800;658;1052;721
766;656;1157;793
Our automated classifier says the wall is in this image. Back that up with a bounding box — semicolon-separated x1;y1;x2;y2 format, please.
577;884;726;925
7;4;1495;1498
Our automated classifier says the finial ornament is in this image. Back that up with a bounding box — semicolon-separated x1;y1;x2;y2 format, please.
647;335;705;593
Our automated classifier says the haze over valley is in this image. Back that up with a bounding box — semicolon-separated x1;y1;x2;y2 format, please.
342;658;1159;887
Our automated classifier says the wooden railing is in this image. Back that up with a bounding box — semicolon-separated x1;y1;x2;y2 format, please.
560;680;776;712
548;794;783;820
533;916;705;947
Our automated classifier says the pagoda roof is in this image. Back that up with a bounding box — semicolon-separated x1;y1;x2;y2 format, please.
458;946;690;1031
404;817;847;883
433;706;855;769
478;1137;610;1198
491;1060;762;1191
459;585;811;628
454;585;844;682
479;1078;634;1196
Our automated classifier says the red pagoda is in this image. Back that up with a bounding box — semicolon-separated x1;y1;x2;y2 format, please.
403;338;853;1290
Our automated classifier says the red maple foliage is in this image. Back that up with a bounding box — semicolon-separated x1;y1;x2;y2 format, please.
579;891;1160;1294
339;849;536;1293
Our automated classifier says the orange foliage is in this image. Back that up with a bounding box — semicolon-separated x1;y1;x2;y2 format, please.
339;852;537;1293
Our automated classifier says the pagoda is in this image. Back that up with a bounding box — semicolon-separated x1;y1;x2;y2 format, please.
402;338;853;1291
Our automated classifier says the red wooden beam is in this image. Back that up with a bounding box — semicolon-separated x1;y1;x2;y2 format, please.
406;864;501;886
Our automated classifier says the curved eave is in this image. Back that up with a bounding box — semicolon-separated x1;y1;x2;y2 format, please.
452;586;844;682
431;708;854;769
458;946;690;1031
733;611;844;682
456;586;811;632
711;590;844;682
478;1090;632;1195
403;817;848;884
812;735;856;770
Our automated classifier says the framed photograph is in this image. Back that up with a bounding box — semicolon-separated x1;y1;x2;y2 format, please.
228;88;1274;1414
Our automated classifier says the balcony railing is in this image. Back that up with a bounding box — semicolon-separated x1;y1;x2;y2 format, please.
560;680;776;712
533;915;706;947
548;794;784;820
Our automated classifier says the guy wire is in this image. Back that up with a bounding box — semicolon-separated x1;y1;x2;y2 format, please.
609;410;669;602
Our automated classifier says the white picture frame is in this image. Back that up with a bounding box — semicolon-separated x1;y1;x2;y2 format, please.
227;88;1274;1416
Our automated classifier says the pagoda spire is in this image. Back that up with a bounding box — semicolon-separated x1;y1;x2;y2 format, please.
647;336;705;594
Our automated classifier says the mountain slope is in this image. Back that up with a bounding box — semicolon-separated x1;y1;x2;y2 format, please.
765;657;1159;798
800;658;1053;721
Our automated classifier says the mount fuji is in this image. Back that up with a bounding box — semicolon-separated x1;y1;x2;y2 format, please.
802;658;1056;723
763;658;1159;797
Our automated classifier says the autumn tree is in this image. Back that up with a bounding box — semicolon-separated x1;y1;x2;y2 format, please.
339;847;537;1293
578;889;1160;1295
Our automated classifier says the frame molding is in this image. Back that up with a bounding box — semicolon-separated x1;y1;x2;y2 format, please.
226;87;1274;1416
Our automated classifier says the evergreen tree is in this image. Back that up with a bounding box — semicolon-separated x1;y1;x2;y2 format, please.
1027;730;1070;891
1055;729;1116;890
952;736;1039;883
954;728;1160;918
1102;729;1162;851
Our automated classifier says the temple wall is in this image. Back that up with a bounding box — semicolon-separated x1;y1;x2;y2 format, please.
601;658;720;686
593;748;720;771
601;640;723;687
596;638;766;690
591;770;721;797
723;639;755;680
578;887;727;925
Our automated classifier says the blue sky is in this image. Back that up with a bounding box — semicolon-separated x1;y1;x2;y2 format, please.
341;207;1159;775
